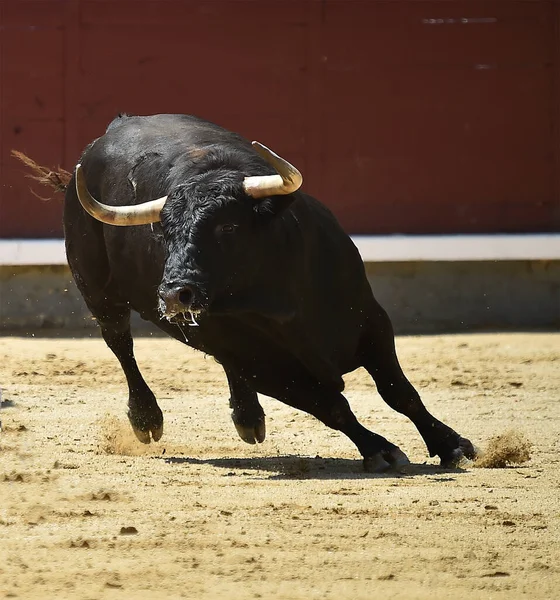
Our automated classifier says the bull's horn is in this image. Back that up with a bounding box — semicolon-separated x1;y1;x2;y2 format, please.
75;164;167;226
243;141;303;199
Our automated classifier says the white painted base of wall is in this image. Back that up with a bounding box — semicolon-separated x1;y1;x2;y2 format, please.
352;234;560;262
1;239;67;266
0;234;559;266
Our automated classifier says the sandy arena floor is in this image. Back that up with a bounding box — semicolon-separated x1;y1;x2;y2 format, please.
0;332;558;599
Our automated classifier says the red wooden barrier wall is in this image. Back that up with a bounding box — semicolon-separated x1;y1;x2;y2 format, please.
1;0;558;237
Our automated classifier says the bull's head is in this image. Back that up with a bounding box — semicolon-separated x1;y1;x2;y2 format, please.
74;142;303;322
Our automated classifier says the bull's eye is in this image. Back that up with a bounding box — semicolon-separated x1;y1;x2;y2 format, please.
219;224;236;234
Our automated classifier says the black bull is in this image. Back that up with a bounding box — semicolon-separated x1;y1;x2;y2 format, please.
18;113;476;472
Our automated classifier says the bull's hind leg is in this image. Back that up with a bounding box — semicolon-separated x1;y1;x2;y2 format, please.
96;309;163;443
225;370;266;444
280;386;410;472
360;304;476;467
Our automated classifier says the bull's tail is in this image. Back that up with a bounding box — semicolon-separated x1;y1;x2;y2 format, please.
11;149;72;199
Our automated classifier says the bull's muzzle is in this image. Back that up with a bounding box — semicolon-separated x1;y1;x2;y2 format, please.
158;283;206;318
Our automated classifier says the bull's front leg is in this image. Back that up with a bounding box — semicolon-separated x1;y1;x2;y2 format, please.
225;369;266;444
98;315;163;444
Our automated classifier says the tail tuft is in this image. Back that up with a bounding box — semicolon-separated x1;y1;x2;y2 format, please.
11;150;72;198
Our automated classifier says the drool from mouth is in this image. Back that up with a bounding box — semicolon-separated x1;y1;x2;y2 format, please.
164;309;202;327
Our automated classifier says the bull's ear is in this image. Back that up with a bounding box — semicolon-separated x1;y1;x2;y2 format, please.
253;195;295;220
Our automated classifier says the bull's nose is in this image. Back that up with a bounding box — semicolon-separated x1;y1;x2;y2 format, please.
159;285;195;313
177;286;194;308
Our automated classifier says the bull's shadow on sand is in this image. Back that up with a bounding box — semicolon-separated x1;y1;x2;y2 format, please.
159;454;465;481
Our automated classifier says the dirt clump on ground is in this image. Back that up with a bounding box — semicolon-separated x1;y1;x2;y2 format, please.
475;429;533;468
97;413;154;457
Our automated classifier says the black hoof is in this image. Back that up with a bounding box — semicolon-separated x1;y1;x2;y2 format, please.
363;447;410;473
233;415;266;444
127;405;164;444
440;437;477;468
